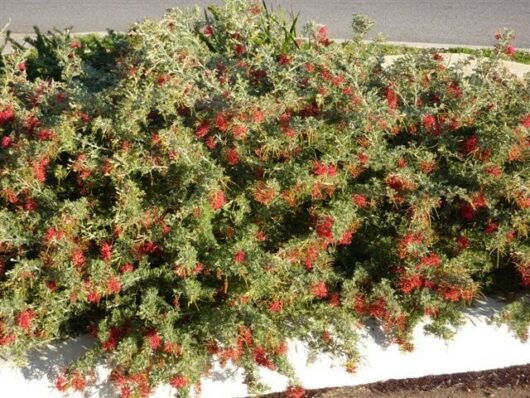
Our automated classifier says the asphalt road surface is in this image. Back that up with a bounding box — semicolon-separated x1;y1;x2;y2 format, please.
1;1;530;47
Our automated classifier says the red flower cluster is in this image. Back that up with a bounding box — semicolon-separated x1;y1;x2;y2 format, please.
0;106;15;126
32;158;49;182
316;216;334;241
226;148;239;165
386;87;398;109
268;300;283;313
286;385;306;398
397;233;423;259
399;274;424;294
461;135;479;154
352;194;368;208
1;136;12;149
234;250;247;264
210;190;226;210
107;277;122;294
100;242;113;262
253;346;275;369
312;160;337;177
311;281;328;298
17;310;35;330
169;375;188;389
416;253;442;269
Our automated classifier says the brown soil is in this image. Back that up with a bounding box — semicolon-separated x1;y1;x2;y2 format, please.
258;363;530;398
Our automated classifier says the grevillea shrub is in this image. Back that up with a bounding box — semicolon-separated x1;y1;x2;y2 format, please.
1;1;529;396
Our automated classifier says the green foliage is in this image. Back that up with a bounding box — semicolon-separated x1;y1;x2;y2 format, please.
0;1;529;396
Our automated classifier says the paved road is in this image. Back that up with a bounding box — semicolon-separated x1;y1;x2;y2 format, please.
1;1;530;47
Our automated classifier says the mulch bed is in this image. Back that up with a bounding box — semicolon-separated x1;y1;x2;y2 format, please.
255;363;530;397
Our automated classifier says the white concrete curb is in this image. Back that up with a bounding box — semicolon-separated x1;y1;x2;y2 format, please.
1;297;529;397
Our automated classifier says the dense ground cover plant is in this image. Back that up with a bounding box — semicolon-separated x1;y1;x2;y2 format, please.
1;1;529;396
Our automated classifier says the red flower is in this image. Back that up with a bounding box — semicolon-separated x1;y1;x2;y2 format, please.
422;114;436;131
316;26;331;46
120;263;134;273
101;242;113;262
472;193;487;209
417;253;442;268
386;175;411;191
203;25;214;37
461;135;479;154
277;54;291;65
316;216;334;241
505;44;516;56
311;281;328;298
0;106;15;126
87;291;101;304
286;385;306;398
196;121;209;138
304;245;319;271
253;108;265;124
215;113;227;132
386;87;398;109
169;375;188;389
17;310;35;330
107;277;122;294
37;128;55;141
46;280;58;291
397;233;423;259
448;82;462;98
352;194;368;207
312;161;326;176
205;135;217;149
232;124;247;139
312;160;337;177
484;222;498;234
518;263;530;287
1;136;12;149
234;44;246;55
147;331;162;350
0;333;16;346
72;248;86;269
397;157;407;168
368;297;387;318
17;61;26;72
440;286;461;302
78;112;92;123
226;148;239;165
338;230;353;245
459;203;475;221
358;152;369;164
210;190;225;210
45;227;65;243
485;166;502;178
156;74;171;85
521;114;530;128
269;300;283;313
253;347;275;369
24;197;38;212
456;235;470;250
55;374;68;392
328;292;341;307
256;230;266;242
32;158;49;182
399;274;424;294
71;372;86;392
234;250;246;264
